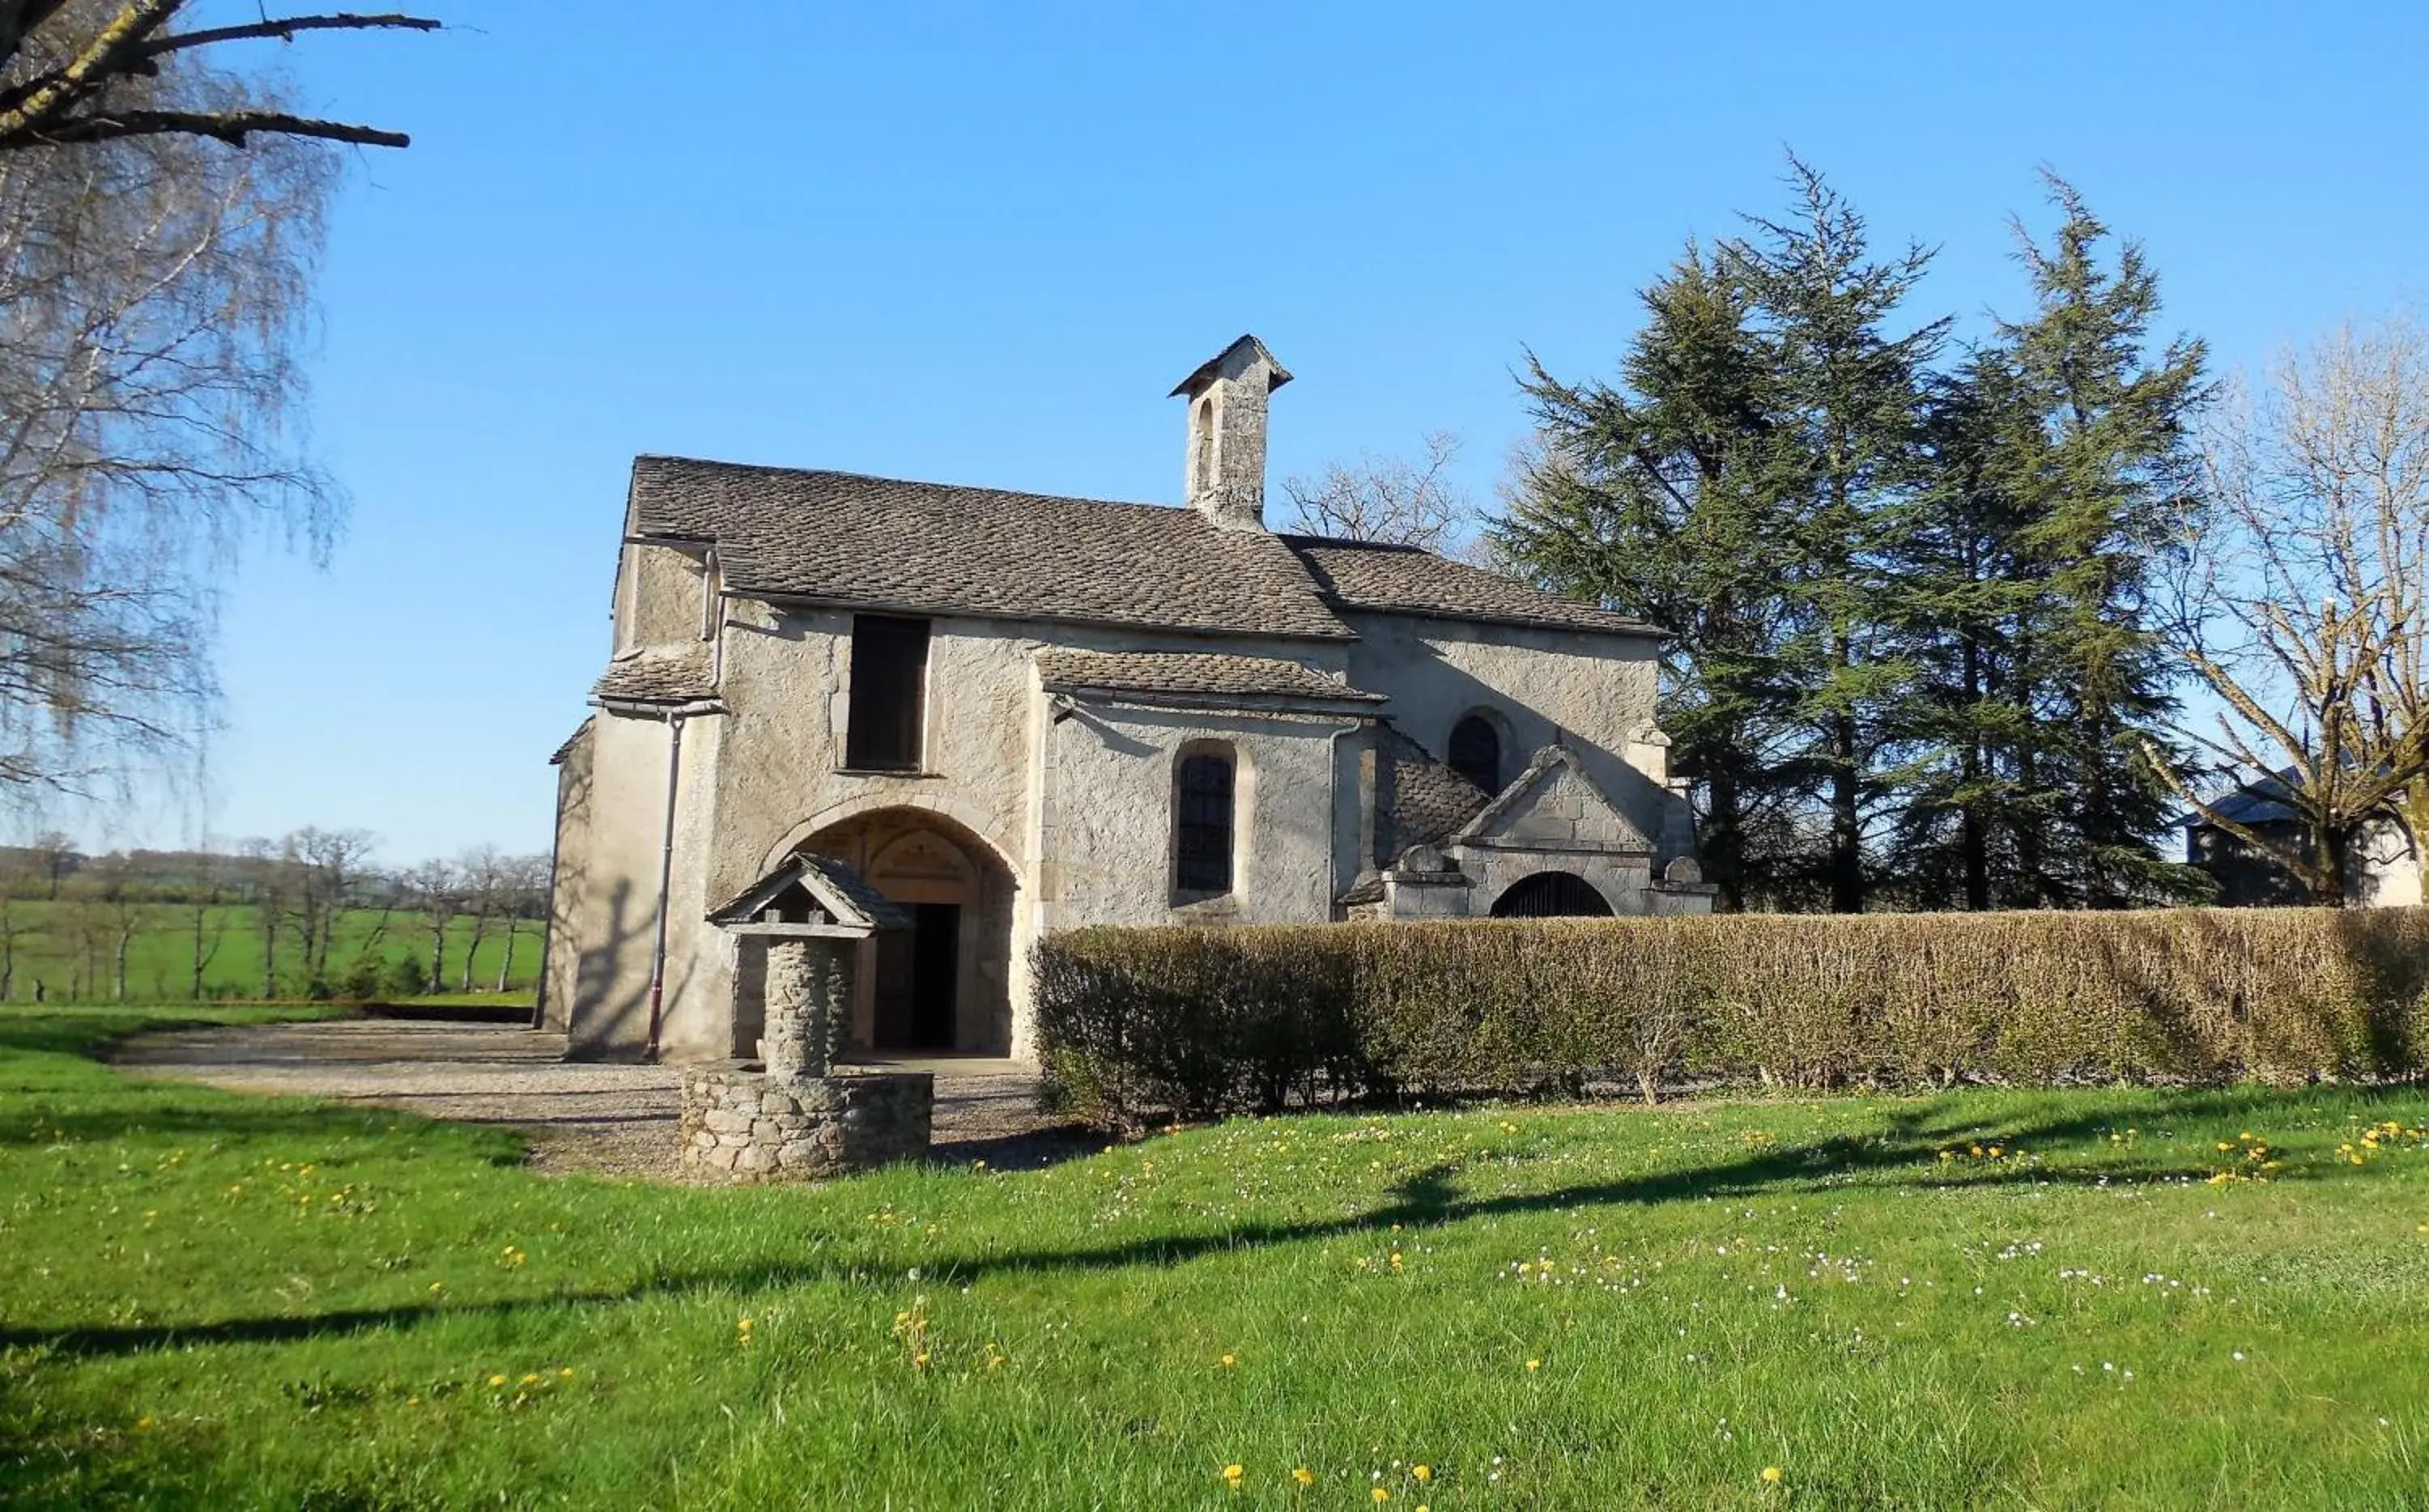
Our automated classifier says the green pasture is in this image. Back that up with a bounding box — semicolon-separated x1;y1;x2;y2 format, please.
2;1007;2426;1508
0;904;542;1002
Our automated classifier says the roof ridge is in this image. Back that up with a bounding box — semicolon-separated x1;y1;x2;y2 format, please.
632;453;1185;518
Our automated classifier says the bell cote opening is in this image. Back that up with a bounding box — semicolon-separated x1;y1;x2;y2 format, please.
1170;333;1291;533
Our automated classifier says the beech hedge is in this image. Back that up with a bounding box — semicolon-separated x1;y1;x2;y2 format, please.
1032;907;2429;1129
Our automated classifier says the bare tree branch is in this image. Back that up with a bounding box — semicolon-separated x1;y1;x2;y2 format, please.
0;2;432;154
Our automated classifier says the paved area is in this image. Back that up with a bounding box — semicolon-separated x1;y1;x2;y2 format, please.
114;1019;1080;1180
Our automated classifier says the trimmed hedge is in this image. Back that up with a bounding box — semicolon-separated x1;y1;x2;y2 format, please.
1033;907;2429;1129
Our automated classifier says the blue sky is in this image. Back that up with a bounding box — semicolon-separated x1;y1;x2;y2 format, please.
65;1;2428;863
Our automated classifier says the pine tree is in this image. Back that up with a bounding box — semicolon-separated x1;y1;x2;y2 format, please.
1912;178;2210;907
1721;161;1947;911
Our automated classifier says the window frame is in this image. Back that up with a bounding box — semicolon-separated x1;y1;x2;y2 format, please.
1448;711;1504;795
1171;743;1238;900
842;614;932;773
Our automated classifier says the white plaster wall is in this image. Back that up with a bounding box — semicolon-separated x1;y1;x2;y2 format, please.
538;725;593;1033
611;542;710;654
1039;701;1354;935
1337;612;1687;865
664;602;1352;1061
2355;817;2424;907
561;710;678;1059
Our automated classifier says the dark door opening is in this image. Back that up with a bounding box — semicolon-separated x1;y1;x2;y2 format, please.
1490;872;1613;918
908;903;959;1049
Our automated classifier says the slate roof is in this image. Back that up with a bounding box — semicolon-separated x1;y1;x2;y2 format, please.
592;644;717;707
1377;724;1492;853
624;456;1665;643
1281;535;1660;636
705;852;909;932
1036;649;1385;704
627;457;1352;641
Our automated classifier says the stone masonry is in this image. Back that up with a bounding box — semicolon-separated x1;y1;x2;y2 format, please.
679;1063;932;1180
678;932;932;1180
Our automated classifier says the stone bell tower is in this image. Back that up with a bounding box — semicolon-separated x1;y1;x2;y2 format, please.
1172;333;1291;532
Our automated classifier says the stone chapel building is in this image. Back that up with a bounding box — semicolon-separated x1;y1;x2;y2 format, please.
540;336;1712;1064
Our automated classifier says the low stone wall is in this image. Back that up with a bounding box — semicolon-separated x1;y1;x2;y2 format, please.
679;1063;934;1180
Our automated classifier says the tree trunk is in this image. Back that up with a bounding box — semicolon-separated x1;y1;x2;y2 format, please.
459;914;488;993
428;915;449;995
1960;635;1989;911
1829;701;1863;914
1705;763;1746;912
496;921;517;994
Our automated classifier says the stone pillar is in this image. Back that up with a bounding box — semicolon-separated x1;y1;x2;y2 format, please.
761;937;850;1078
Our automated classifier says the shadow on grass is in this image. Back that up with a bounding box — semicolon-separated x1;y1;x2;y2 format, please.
9;1081;2420;1365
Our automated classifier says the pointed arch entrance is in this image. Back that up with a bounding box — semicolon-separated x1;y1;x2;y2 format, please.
783;809;1016;1055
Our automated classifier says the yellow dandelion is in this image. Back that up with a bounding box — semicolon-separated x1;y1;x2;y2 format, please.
1525;1357;1542;1372
1294;1467;1317;1487
1222;1463;1244;1487
559;1367;575;1379
134;1414;156;1431
1762;1465;1784;1484
1374;1489;1393;1505
520;1373;540;1387
1220;1352;1238;1368
488;1374;507;1387
912;1351;930;1368
1412;1463;1432;1483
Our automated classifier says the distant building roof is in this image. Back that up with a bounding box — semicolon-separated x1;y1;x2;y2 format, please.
622;456;1664;643
1036;648;1385;705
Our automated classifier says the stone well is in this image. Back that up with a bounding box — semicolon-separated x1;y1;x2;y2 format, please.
684;872;935;1182
679;1060;932;1180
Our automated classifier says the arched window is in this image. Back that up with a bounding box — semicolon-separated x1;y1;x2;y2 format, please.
1490;872;1612;918
1174;746;1236;895
1448;713;1502;794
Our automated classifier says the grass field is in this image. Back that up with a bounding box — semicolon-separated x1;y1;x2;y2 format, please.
2;1008;2427;1509
0;903;543;1003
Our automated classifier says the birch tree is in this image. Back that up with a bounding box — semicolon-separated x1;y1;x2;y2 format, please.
0;3;427;797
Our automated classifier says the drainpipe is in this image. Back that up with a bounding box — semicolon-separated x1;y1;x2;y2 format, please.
643;710;687;1060
1329;714;1369;915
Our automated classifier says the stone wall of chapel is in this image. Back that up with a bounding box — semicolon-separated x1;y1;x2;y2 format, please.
558;710;690;1058
1335;612;1688;864
610;541;710;654
1037;700;1354;935
689;604;1355;1060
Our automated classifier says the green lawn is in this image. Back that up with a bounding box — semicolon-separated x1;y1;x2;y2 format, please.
0;904;542;1003
2;1009;2426;1510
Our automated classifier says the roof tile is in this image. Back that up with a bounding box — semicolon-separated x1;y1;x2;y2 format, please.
630;457;1352;640
1036;648;1384;703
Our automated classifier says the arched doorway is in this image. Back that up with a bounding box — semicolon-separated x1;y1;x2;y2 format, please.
785;809;1016;1054
1490;871;1612;919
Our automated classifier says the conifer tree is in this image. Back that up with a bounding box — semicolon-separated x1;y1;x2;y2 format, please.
1721;163;1946;911
1902;179;2209;907
1503;162;1942;911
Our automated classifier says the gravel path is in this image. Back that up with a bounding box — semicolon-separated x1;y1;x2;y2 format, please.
113;1019;1083;1180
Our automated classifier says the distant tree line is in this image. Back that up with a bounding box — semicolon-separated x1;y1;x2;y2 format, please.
0;830;549;1003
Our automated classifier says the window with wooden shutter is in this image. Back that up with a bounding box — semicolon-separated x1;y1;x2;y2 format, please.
844;615;929;771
